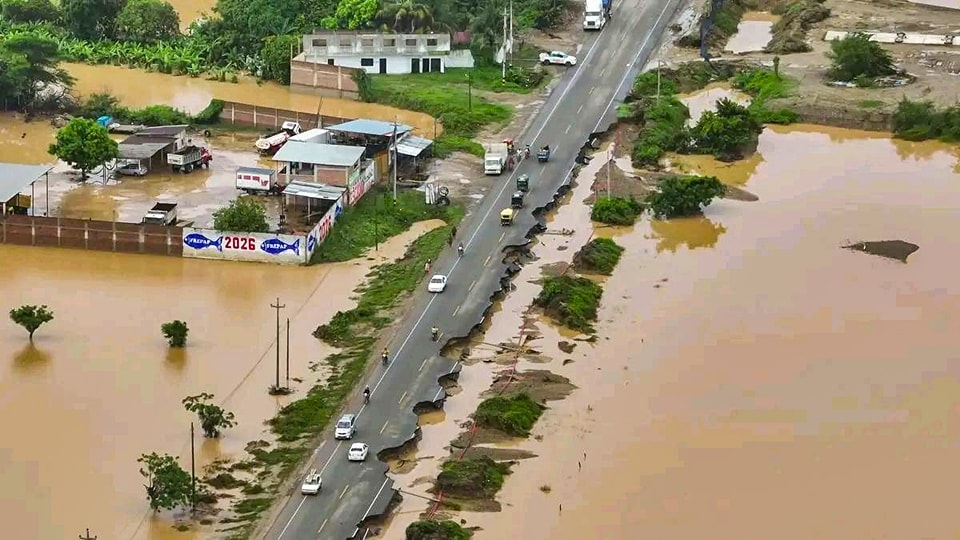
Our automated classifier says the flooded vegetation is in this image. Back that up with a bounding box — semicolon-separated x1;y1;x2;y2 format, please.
843;240;920;263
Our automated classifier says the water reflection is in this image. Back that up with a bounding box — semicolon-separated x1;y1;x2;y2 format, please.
648;216;727;253
12;343;51;373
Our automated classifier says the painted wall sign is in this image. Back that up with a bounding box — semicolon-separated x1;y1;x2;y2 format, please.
347;162;377;206
182;228;307;264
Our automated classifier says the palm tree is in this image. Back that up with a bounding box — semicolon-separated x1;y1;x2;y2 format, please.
378;0;434;33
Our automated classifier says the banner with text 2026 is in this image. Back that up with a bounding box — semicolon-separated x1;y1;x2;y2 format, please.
181;228;308;264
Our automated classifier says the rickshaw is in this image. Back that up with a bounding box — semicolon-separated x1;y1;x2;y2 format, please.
516;174;530;192
511;191;524;209
500;208;515;226
537;145;551;162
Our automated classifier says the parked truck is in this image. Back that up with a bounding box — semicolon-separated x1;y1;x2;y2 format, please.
483;142;510;175
236;166;281;195
167;145;212;173
255;121;302;155
142;202;178;226
583;0;608;30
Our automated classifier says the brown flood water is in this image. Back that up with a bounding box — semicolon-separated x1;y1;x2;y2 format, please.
0;220;442;540
458;124;960;539
64;64;438;136
724;12;778;54
166;0;215;29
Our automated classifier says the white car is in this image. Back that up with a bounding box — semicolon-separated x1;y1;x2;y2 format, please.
334;413;357;440
348;443;369;462
116;162;147;177
427;274;447;293
539;51;577;66
301;469;322;495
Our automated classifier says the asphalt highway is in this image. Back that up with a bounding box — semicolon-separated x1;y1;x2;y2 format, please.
263;0;685;537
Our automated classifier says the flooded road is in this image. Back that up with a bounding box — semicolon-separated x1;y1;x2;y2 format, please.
0;221;442;540
458;124;960;539
724;12;778;54
64;64;438;136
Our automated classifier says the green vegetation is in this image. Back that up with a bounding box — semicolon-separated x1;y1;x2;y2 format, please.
48;118;119;179
213;198;270;233
590;196;644;226
183;393;237;438
858;99;885;109
646;175;726;219
406;520;473;540
116;0;180;44
436;456;511;499
137;452;193;511
534;275;604;334
826;32;897;85
730;67;798;124
8;304;54;341
0;30;74;111
892;99;960;141
690;98;763;161
474;393;544;436
2;0;60;24
311;188;464;263
161;320;189;347
630;96;690;167
206;472;245;490
76;93;223;126
574;238;625;275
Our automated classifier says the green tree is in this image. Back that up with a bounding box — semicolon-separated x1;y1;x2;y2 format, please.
48;118;119;179
406;519;473;540
161;320;189;347
322;0;378;28
0;32;74;110
690;98;761;160
9;304;54;341
826;32;896;82
212;198;270;232
117;0;180;44
137;452;193;511
60;0;126;40
1;0;60;23
378;0;434;32
632;70;677;98
182;393;237;438
646;175;727;219
260;34;300;85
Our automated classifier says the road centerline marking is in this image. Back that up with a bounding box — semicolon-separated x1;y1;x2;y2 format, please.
577;104;583;114
318;518;328;533
398;391;408;404
499;231;506;242
339;485;349;500
380;420;389;434
418;357;429;372
565;124;572;134
468;279;477;291
453;305;461;317
484;254;492;266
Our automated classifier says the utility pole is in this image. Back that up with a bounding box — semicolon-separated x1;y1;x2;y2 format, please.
270;298;285;391
466;73;473;112
501;7;508;80
606;143;613;199
79;529;97;540
391;118;398;200
285;318;291;389
509;0;514;66
190;422;196;509
656;60;662;102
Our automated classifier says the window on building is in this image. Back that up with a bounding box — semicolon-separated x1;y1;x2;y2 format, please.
341;37;353;47
405;38;417;47
361;38;374;47
312;38;327;47
427;38;438;46
383;38;396;47
360;58;374;66
327;59;335;65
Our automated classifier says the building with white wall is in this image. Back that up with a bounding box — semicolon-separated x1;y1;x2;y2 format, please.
296;31;474;75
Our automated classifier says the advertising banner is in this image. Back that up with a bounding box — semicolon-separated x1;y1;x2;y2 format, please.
305;195;346;260
182;228;308;265
347;162;377;206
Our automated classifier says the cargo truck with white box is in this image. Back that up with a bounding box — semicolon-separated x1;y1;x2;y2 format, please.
235;167;281;195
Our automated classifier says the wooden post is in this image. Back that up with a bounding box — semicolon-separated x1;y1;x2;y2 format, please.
79;529;97;539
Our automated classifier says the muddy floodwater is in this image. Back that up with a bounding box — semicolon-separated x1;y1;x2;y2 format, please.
445;125;960;539
0;221;440;540
678;84;750;126
166;0;215;29
724;12;778;54
64;64;438;136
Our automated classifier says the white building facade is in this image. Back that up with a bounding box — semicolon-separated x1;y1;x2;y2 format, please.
298;32;474;75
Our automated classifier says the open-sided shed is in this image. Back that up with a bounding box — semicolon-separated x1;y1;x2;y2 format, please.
0;163;53;216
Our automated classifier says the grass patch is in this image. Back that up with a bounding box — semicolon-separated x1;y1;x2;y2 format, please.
573;238;625;275
534;275;604;333
233;497;272;517
474;393;545;436
310;187;463;263
206;472;245;490
436;456;512;499
591;196;645;226
406;519;473;540
434;134;485;158
859;99;885;109
731;67;799;125
630;96;691;167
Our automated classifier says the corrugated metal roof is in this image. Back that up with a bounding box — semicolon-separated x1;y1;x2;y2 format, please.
0;163;52;204
272;142;366;167
282;180;345;201
118;142;169;160
237;166;275;176
290;128;329;142
397;135;433;157
138;125;188;136
325;119;413;136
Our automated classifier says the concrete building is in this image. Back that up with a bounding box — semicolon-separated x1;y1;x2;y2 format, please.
296;31;474;75
272;141;367;187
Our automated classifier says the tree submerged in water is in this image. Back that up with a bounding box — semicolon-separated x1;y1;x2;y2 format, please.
843;240;919;263
137;452;192;511
161;320;189;347
182;393;237;438
9;304;54;341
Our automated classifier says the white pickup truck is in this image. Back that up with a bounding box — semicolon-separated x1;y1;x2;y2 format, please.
539;51;578;66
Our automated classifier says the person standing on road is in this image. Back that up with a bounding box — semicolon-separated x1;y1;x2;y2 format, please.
424;259;431;273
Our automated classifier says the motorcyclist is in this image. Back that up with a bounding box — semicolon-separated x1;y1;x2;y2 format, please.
381;348;389;364
431;325;439;341
363;386;371;403
524;144;531;159
457;242;464;257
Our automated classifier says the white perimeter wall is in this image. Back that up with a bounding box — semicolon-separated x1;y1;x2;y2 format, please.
182;228;308;265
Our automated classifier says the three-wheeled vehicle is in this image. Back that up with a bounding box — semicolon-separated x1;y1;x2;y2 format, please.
516;174;530;193
537;145;551;162
511;191;524;209
500;208;515;226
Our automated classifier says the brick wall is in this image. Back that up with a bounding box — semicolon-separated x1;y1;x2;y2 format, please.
0;215;183;256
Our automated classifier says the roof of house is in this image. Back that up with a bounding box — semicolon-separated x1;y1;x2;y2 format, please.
0;163;53;204
118;142;170;160
120;134;177;146
397;135;433;157
325;119;413;137
138;125;189;136
282;180;346;201
272;142;366;167
237;166;275;176
290;128;329;142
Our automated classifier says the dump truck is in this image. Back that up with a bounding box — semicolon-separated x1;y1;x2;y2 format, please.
142;202;178;226
483;142;510;175
168;146;212;173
